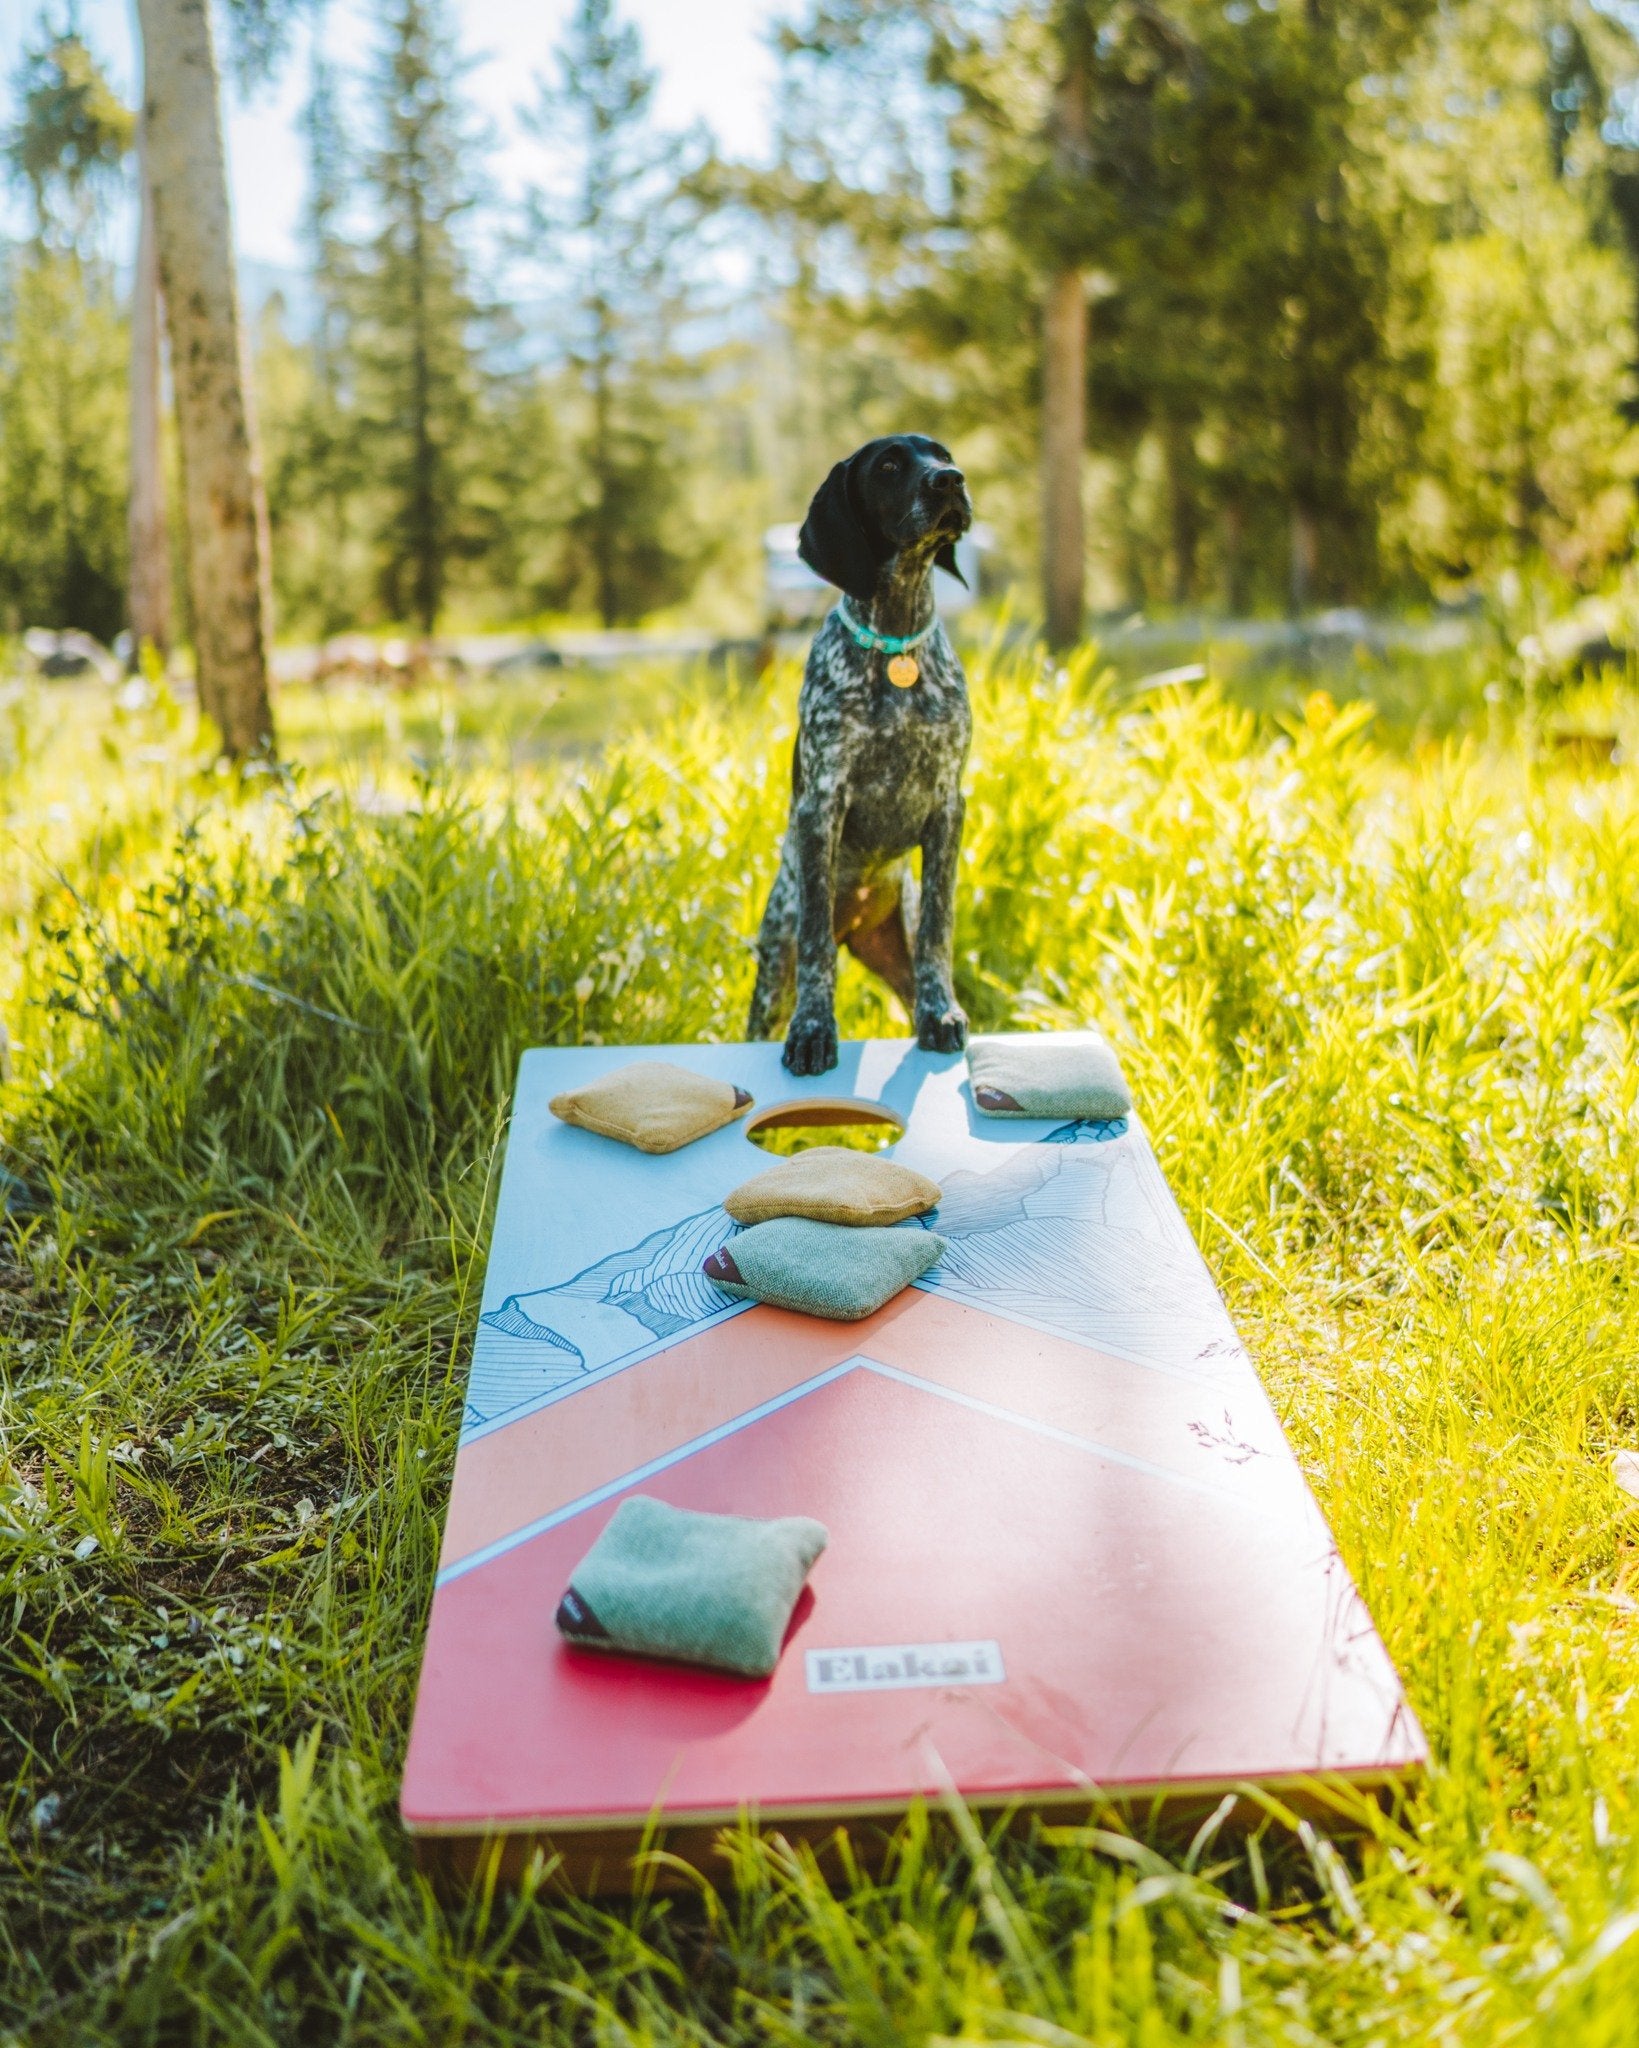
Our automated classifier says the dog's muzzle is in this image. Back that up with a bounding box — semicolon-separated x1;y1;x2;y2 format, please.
922;465;972;536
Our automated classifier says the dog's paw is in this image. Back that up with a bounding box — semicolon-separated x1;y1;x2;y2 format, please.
916;1001;968;1054
783;1012;839;1075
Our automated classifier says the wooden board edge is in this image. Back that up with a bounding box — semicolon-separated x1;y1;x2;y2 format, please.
407;1761;1426;1898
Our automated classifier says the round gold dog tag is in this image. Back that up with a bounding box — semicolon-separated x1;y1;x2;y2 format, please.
887;654;920;688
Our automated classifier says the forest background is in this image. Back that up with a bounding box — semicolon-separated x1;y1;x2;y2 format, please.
5;0;1639;655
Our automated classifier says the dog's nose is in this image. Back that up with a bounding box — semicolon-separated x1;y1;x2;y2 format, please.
931;465;967;497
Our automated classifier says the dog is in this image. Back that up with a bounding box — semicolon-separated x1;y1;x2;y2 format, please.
748;434;974;1075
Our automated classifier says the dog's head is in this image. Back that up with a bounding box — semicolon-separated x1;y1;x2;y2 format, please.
798;435;973;605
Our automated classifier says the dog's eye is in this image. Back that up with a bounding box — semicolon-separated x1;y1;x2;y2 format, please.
881;458;899;472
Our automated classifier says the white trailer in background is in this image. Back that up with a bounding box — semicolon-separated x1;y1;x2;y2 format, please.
764;523;994;631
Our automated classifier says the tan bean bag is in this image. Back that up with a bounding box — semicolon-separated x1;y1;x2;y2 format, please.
725;1146;941;1227
549;1061;752;1154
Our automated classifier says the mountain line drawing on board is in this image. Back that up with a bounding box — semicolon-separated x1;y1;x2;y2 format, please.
466;1121;1241;1430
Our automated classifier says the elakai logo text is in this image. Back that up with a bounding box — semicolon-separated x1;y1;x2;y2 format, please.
804;1640;1006;1694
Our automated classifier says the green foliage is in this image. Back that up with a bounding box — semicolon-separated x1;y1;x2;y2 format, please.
3;27;131;252
0;23;131;642
764;0;1639;611
1389;3;1639;588
261;52;376;637
256;0;729;638
350;0;493;633
0;252;129;641
524;0;715;625
6;654;1639;2038
1422;225;1637;579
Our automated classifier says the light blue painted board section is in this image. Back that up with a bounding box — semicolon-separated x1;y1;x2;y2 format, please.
465;1037;1248;1443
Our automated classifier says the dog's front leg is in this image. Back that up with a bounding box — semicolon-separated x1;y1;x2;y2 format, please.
783;789;842;1074
914;795;968;1052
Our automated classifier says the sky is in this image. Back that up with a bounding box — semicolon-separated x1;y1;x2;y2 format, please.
0;0;784;267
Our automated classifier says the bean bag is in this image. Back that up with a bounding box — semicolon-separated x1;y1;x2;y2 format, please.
555;1495;827;1678
549;1061;752;1153
724;1146;941;1227
703;1215;944;1321
967;1032;1131;1120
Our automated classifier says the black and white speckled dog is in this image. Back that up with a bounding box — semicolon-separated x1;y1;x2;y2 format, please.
747;434;975;1076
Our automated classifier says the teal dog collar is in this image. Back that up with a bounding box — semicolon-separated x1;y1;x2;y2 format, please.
835;597;939;657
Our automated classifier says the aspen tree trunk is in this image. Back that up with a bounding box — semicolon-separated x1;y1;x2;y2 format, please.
1041;23;1090;653
128;114;172;664
135;0;275;757
1041;267;1087;651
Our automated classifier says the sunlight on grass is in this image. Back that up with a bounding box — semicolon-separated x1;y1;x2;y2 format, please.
3;646;1639;2041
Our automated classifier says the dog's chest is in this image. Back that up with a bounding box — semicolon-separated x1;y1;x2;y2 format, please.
801;623;970;848
843;697;963;844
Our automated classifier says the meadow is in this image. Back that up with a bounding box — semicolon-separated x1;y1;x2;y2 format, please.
3;640;1639;2045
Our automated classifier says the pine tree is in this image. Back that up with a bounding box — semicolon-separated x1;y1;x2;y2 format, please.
766;0;1208;644
5;27;132;251
0;253;129;638
765;0;1450;624
353;0;487;635
0;26;132;639
262;49;374;634
525;0;708;626
302;49;353;433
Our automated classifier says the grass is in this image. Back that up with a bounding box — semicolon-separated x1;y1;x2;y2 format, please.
3;637;1639;2043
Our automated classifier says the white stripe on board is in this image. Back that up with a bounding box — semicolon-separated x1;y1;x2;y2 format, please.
437;1342;1284;1590
856;1358;1269;1512
435;1355;863;1586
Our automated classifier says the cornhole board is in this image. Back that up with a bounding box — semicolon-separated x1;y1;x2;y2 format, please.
402;1037;1425;1889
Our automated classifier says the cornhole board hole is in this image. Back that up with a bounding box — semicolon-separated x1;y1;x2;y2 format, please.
402;1038;1425;1890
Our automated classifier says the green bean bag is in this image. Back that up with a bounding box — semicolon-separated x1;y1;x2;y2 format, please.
555;1495;828;1677
967;1032;1131;1120
703;1215;945;1321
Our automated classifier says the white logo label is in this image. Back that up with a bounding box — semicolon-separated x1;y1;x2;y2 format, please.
805;1640;1006;1694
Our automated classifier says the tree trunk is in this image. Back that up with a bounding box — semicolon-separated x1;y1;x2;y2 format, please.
135;0;274;757
1221;496;1248;614
1163;413;1199;607
408;180;439;637
1040;19;1091;655
128;114;172;664
1041;266;1086;651
1289;502;1318;614
591;307;617;629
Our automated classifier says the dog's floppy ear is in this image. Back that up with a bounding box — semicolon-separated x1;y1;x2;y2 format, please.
935;540;968;587
799;454;881;603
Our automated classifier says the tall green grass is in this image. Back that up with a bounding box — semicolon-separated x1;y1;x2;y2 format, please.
3;646;1639;2043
